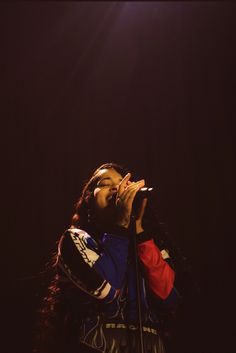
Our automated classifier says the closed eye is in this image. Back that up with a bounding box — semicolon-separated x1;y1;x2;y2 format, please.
97;177;122;187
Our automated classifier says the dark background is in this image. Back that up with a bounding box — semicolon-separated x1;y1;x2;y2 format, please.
1;2;235;353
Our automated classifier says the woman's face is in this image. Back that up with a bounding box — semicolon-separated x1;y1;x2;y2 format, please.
93;168;123;210
90;168;124;226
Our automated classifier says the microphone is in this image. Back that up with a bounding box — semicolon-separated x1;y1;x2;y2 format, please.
136;186;154;195
132;187;154;214
110;187;154;212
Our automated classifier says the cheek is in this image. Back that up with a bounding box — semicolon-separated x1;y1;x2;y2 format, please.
93;187;101;198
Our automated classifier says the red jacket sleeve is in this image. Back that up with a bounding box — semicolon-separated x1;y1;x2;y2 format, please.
138;239;175;299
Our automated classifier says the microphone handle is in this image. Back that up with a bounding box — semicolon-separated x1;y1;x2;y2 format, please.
132;187;154;214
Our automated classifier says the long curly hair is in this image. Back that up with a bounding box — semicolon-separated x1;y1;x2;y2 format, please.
71;162;128;229
33;162;195;353
33;162;128;353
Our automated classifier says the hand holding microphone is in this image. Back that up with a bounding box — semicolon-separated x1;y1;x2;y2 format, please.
115;173;153;230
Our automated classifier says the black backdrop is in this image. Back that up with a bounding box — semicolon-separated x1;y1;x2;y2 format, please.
1;2;235;353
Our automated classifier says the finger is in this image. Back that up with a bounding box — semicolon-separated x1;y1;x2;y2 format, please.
124;180;134;189
126;184;142;204
119;180;144;201
136;198;148;221
122;187;142;212
121;179;145;195
118;173;132;194
116;183;138;205
125;182;145;207
121;173;131;185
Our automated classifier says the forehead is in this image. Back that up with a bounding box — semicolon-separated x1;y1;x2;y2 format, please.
95;168;123;180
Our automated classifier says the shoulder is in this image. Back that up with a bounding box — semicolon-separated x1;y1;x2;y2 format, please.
57;227;100;269
58;227;98;253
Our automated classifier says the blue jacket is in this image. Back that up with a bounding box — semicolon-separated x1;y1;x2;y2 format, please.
57;225;178;326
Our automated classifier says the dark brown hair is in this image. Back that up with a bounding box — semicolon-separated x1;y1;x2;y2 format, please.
33;162;127;353
71;162;127;229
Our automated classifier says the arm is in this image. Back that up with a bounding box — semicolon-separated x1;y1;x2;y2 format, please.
135;198;179;305
137;232;176;302
57;226;130;303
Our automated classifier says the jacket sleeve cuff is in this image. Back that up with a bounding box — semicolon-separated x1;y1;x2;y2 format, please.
137;231;153;244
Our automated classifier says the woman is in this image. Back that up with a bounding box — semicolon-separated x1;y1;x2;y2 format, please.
35;162;179;353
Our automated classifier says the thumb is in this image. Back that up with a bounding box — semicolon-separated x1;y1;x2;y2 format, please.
136;198;148;221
